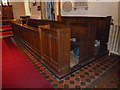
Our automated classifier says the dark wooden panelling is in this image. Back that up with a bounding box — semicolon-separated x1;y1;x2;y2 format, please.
39;25;70;77
12;16;111;78
2;5;14;26
12;21;70;78
2;5;14;19
61;16;111;55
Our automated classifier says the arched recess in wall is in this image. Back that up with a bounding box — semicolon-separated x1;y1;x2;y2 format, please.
44;0;55;20
24;0;60;20
41;0;60;20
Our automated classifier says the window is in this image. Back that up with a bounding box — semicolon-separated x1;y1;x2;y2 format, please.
2;0;9;6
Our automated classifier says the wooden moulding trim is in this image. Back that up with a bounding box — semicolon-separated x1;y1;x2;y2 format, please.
13;22;39;32
15;36;42;58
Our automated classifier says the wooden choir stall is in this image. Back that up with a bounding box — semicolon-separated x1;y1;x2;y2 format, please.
2;5;14;26
12;16;111;78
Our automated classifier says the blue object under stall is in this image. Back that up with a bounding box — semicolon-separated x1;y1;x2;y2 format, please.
73;48;80;56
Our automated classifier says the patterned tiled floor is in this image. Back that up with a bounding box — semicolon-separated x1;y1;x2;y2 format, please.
95;68;119;88
19;46;119;88
86;56;120;88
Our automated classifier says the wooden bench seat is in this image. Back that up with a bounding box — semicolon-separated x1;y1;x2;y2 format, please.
12;16;111;78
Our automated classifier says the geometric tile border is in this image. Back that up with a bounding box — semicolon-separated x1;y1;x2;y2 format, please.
19;46;119;88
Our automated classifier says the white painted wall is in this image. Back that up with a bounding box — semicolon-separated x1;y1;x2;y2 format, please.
29;2;41;19
61;1;118;23
9;2;26;19
9;1;119;23
29;1;59;20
